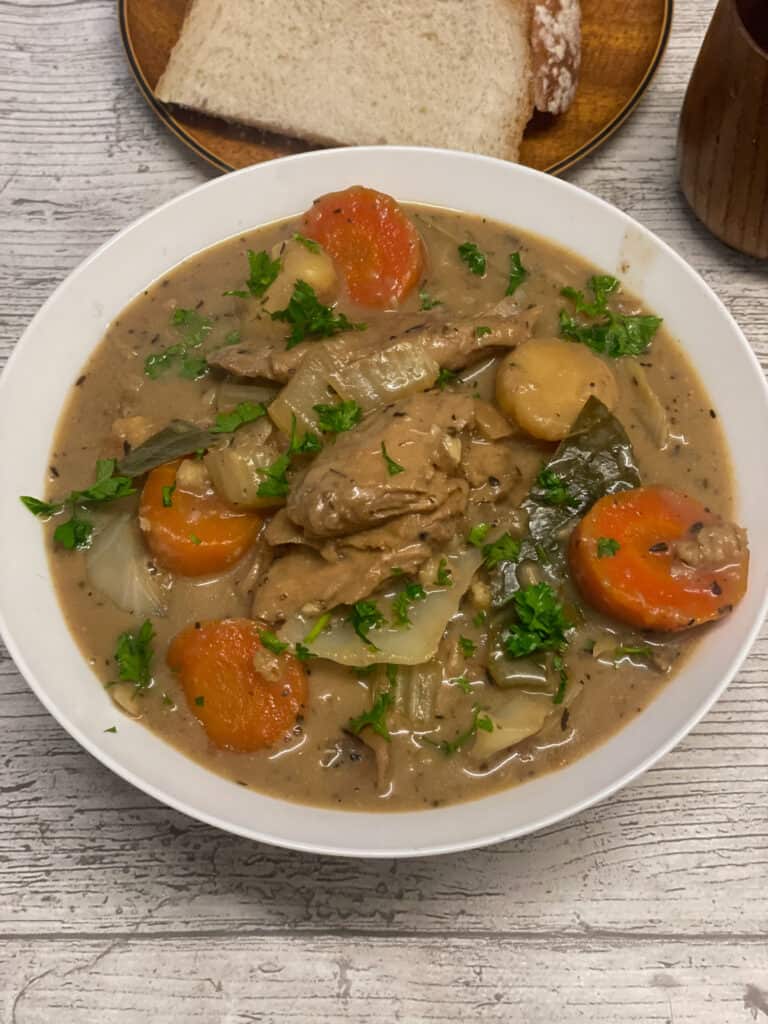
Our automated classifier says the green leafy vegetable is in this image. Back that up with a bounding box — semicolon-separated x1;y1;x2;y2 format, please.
473;610;487;627
225;249;281;299
436;367;458;390
458;242;487;276
53;516;93;551
536;467;578;508
381;442;404;476
503;583;572;659
189;533;202;545
468;523;490;547
272;280;365;349
419;290;442;311
560;275;662;358
256;453;292;498
392;580;427;627
348;600;386;648
482;533;521;570
161;483;175;508
21;495;62;517
452;675;474;695
145;308;213;379
104;726;117;734
114;619;154;689
313;400;363;435
294;643;313;661
194;695;205;707
293;233;320;252
474;325;492;339
348;686;395;741
613;644;652;661
428;705;494;755
506;252;528;295
434;558;453;587
304;613;332;644
117;421;216;477
597;537;621;558
458;636;476;657
259;630;289;655
211;401;267;434
552;655;568;704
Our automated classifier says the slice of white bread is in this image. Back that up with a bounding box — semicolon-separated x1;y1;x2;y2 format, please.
156;0;580;162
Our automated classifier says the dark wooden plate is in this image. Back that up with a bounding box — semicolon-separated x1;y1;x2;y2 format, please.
119;0;672;176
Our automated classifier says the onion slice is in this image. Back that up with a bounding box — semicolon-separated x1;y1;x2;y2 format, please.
86;512;170;617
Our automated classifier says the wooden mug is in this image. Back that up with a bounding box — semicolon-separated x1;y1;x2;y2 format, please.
678;0;768;259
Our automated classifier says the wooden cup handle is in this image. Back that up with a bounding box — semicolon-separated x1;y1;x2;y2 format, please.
677;0;768;259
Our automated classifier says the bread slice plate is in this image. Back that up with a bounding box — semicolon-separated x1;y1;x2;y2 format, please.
119;0;672;176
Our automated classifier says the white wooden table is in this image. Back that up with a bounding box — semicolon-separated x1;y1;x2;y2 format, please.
2;2;767;1020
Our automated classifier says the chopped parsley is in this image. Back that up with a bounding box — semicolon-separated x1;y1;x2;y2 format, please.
391;580;427;627
221;329;241;347
419;290;442;311
271;280;365;350
452;675;474;695
145;308;212;379
613;644;652;661
434;558;453;587
104;726;118;734
552;655;569;704
380;442;405;476
458;241;487;276
560;275;662;358
482;532;521;569
428;704;493;755
597;537;621;558
224;249;281;299
436;367;458;390
503;583;572;660
348;600;386;648
458;636;476;658
161;483;175;508
468;522;491;547
472;609;488;627
189;533;201;545
53;517;93;551
313;400;363;435
293;232;320;252
259;630;289;655
506;252;528;296
256;453;291;498
211;401;267;433
114;619;154;689
20;496;60;517
288;415;322;456
348;684;395;741
194;695;205;707
536;467;578;508
294;643;313;661
475;325;492;339
304;612;332;644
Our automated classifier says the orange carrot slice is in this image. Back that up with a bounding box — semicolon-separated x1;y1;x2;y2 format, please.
569;487;749;632
140;461;261;577
301;185;424;308
167;619;307;752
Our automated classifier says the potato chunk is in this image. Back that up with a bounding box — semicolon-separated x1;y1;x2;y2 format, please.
496;338;618;441
262;236;338;312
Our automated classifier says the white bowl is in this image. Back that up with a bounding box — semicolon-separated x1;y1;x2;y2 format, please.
1;147;766;858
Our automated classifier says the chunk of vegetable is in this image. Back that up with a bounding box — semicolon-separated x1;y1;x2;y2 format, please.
167;619;307;751
279;548;483;667
329;339;439;411
301;186;425;308
496;338;619;441
86;512;170;617
261;236;339;314
472;692;553;760
569;487;749;631
140;461;261;576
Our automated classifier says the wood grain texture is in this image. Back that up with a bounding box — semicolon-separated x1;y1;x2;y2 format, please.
1;0;768;1019
122;0;672;175
678;0;768;259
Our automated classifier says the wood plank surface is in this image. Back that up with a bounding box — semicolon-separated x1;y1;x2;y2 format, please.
1;0;767;1020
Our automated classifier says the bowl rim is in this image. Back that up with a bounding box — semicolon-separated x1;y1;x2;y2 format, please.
2;145;767;858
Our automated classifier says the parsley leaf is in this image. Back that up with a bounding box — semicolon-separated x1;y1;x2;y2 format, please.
506;251;528;295
482;533;521;569
259;630;289;655
458;242;487;276
536;467;578;508
348;684;395;741
419;290;442;311
161;483;175;508
434;558;453;587
613;644;652;661
348;600;385;648
458;636;476;657
225;249;281;299
211;401;266;434
256;453;292;498
552;654;568;704
503;583;572;659
114;620;154;689
294;642;313;661
468;523;490;547
53;516;93;550
293;233;320;252
381;442;405;476
559;275;662;358
436;367;458;390
392;580;427;627
597;537;621;558
20;496;62;517
194;695;205;707
145;308;213;379
452;675;474;695
313;400;363;435
272;280;365;350
428;704;493;755
475;325;492;339
288;415;322;455
104;725;118;734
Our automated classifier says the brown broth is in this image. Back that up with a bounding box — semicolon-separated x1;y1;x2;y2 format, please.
44;205;735;811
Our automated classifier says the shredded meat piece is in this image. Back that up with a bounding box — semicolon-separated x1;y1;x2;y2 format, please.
672;522;748;570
